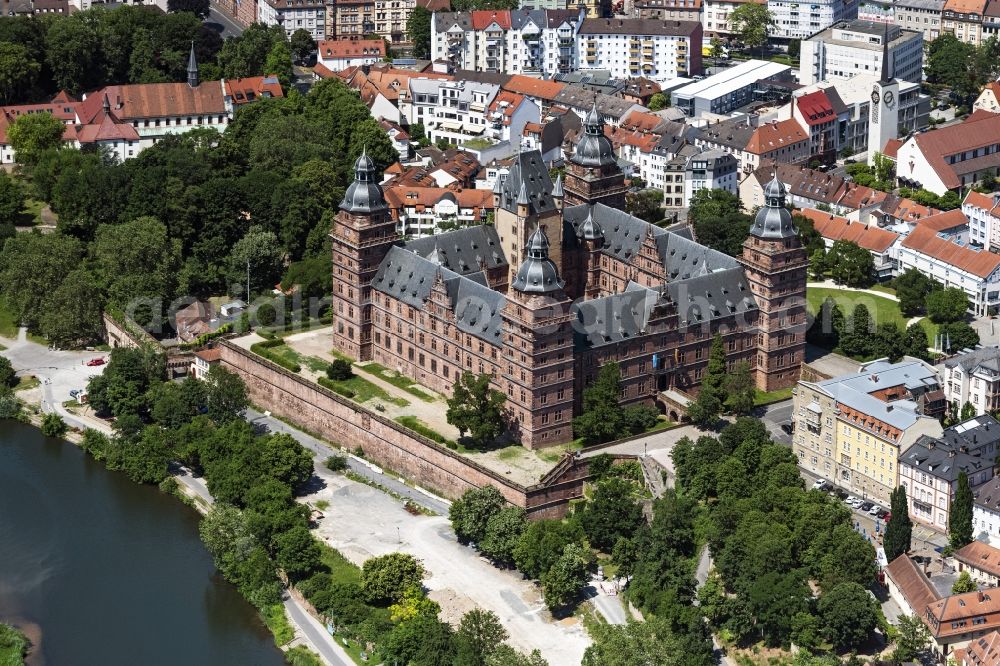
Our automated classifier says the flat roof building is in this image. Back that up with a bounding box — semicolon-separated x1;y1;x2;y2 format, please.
799;20;924;86
670;59;792;116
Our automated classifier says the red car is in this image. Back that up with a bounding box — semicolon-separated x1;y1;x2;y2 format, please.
86;358;106;367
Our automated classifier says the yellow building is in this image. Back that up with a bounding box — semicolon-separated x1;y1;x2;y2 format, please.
794;359;945;504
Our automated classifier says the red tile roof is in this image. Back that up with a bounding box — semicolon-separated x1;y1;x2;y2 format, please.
488;90;526;126
911;112;1000;190
798;208;900;252
902;223;1000;278
78;82;226;122
383;185;493;211
957;541;1000;579
621;109;664;133
470;9;511;29
965;189;1000;212
318;38;385;60
885;555;941;618
75;109;140;143
883;137;903;160
503;75;565;101
745;118;808;154
224;76;283;105
919;208;970;232
194;348;222;363
929;589;1000;639
957;630;1000;666
796;90;836;127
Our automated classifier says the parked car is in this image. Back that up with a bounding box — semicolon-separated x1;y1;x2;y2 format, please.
875;507;889;519
845;495;858;505
86;358;106;367
860;501;874;512
69;389;81;398
811;478;827;490
850;497;865;509
868;504;882;516
781;423;794;435
831;488;848;500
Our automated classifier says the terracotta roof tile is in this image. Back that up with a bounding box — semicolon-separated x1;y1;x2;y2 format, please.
503;75;565;101
885;555;942;618
797;90;836;127
799;208;900;252
911;112;1000;190
745;118;809;154
958;630;1000;666
929;589;1000;638
965;189;1000;212
902;223;1000;278
956;541;1000;579
470;9;510;29
883;137;903;159
78;82;226;122
919;208;970;232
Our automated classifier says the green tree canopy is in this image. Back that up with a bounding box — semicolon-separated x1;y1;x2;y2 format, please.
925;287;969;323
289;29;316;62
407;6;432;60
361;552;425;605
449;485;507;545
7;111;66;167
446;371;507;449
540;543;589;611
688;188;751;256
818;582;880;651
827;240;874;288
950;470;974;549
580;477;645;551
884;485;913;561
729;3;775;55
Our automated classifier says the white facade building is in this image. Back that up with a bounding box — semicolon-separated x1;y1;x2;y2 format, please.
683;148;737;206
575;18;703;81
799;20;924;87
964;190;1000;252
942;347;1000;415
768;0;860;38
258;0;327;41
317;39;385;70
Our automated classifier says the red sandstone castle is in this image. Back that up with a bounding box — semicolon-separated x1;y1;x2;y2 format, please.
331;106;807;448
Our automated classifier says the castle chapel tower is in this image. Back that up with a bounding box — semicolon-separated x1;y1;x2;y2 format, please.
502;227;575;449
564;104;625;209
331;151;399;361
739;175;808;391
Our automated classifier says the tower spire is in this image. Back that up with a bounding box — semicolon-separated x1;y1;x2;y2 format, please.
187;41;199;88
880;20;892;84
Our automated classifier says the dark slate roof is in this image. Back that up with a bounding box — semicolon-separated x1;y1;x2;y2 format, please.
663;267;757;328
498;149;557;215
943;346;1000;373
402;225;508;275
573;283;661;348
372;246;506;343
903;415;1000;484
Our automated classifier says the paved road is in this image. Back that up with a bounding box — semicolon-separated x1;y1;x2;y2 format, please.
589;584;627;625
248;408;451;516
758;399;793;445
284;595;351;666
206;4;245;39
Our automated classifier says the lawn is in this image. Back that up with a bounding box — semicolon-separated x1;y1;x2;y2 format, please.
0;623;28;666
362;363;435;402
267;344;329;373
754;386;793;407
317;541;361;586
15;376;39;392
0;297;18;339
394;415;455;447
807;287;937;340
321;374;409;407
260;603;294;647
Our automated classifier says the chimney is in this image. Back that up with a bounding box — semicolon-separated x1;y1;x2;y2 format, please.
886;405;894;412
949;449;957;457
980;591;986;602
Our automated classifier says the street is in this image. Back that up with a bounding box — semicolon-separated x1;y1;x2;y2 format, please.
205;4;245;39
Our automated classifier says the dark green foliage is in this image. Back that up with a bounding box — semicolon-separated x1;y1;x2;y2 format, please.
407;6;432;59
454;609;508;665
167;0;209;18
894;268;938;316
689;335;726;426
827;240;874;287
449;485;507;544
289;29;316;62
817;582;880;651
446;371;507;449
325;454;348;472
203;365;249;424
274;525;323;581
479;506;527;567
512;519;586;580
580;477;645;551
688;188;752;256
326;359;353;380
573;362;660;443
926;287;969;323
540;543;589;611
806;297;844;350
86;346;165;418
885;486;912;561
939;321;980;353
360;552;425;605
950;471;974;549
838;303;874;359
0;357;15;389
40;412;67;438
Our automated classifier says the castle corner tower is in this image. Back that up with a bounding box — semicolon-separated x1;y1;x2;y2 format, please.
564;103;625;209
331;150;398;361
739;174;808;391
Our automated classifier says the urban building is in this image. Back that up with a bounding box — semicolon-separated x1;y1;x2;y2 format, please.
431;9;585;78
798;20;924;86
942;347;1000;415
702;0;764;36
633;0;703;22
576;18;703;81
942;0;987;44
974;81;1000;114
955;630;1000;666
768;0;860;39
741;161;888;215
330;111;807;447
963;190;1000;252
797;208;900;279
899;415;1000;531
893;0;945;40
317;39;385;70
384;186;494;237
683;148;737;206
792;359;945;504
670;59;793;117
896;213;1000;316
696;116;810;173
328;0;418;45
258;0;326;41
896;111;1000;195
956;541;1000;587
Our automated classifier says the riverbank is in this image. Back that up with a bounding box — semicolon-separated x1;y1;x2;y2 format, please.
0;623;29;666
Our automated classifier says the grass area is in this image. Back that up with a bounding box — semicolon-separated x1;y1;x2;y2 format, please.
318;374;409;407
463;137;495;150
14;376;39;392
808;286;938;355
264;343;330;373
260;603;294;647
17;198;45;227
0;623;28;666
0;297;18;339
0;344;5;351
868;285;897;296
394;415;455;447
314;499;330;511
754;386;793;406
285;646;323;666
362;363;435;402
317;541;362;586
537;438;586;463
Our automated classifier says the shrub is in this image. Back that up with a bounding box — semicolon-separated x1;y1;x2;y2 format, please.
326;359;354;380
326;454;348;472
250;341;302;373
40;412;67;438
318;377;355;398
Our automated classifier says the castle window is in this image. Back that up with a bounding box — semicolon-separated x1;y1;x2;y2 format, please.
419;353;425;366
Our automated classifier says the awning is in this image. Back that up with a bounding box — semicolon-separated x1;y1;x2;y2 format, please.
438;120;463;131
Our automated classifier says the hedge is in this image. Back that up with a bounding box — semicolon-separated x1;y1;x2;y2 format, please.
250;341;302;373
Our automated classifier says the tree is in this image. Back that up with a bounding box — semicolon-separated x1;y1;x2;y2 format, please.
41;413;68;438
540;543;589;611
581;478;645;551
818;582;880;651
926;33;979;103
383;613;453;665
513;519;585;580
93;216;182;317
729;3;775;57
902;323;930;361
0;386;20;420
7;111;66;167
44;15;101;95
926;287;969;323
326;359;353;380
647;93;668;111
259;432;314;491
884;485;913;561
688;335;726;427
361;552;425;605
625;189;666;224
952;570;978;594
450;485;507;544
724;360;756;416
486;646;548;666
939;321;980;353
479;506;527;567
961;401;977;421
809;248;827;281
688;188;752;256
950;470;974;549
204;365;249;424
446;371;507;449
838;303;873;359
827;240;874;288
274;525;323;580
573;362;659;443
407;6;432;60
787;38;800;60
229;225;284;297
289;29;316;62
747;571;811;646
0;357;15;389
167;0;210;18
893;614;931;662
893;269;937;316
454;609;508;666
264;40;294;90
0;43;40;106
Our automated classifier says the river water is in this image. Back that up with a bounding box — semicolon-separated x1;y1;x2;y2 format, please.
0;421;286;666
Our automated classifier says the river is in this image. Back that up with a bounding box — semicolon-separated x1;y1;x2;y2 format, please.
0;421;286;666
